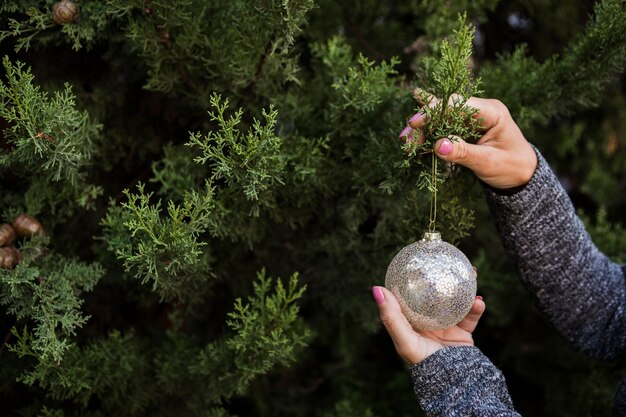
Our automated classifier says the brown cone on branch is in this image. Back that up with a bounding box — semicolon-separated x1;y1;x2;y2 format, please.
51;0;79;25
0;246;20;269
12;214;43;237
0;224;16;246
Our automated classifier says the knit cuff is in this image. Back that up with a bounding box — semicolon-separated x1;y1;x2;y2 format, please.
484;146;572;226
410;345;513;415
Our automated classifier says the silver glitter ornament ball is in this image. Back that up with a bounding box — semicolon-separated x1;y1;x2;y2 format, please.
385;232;476;331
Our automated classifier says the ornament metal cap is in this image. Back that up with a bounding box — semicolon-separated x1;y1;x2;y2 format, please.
422;231;441;241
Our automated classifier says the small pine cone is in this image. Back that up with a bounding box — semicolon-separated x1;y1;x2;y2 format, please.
51;0;79;25
0;224;16;246
12;214;43;237
0;246;20;269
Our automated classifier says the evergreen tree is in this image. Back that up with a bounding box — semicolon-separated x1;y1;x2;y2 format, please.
1;1;625;416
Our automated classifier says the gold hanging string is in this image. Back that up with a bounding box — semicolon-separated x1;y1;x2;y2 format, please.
428;151;438;232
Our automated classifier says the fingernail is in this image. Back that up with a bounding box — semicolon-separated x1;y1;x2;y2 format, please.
437;139;452;155
475;295;483;301
409;112;424;124
372;286;385;305
399;125;412;138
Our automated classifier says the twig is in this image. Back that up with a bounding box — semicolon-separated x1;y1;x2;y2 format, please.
35;131;56;143
236;30;278;109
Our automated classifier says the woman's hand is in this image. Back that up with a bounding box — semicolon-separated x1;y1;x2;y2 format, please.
403;96;538;190
372;286;485;365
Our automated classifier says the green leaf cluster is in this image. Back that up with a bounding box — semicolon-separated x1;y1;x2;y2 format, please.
100;183;215;302
1;253;103;363
1;0;625;416
195;270;310;402
187;94;285;214
0;57;102;217
480;0;626;129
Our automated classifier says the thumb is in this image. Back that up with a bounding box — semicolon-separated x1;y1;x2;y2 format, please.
372;286;430;363
434;137;492;174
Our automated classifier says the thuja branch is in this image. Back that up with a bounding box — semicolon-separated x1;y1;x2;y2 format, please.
403;16;483;192
398;16;483;233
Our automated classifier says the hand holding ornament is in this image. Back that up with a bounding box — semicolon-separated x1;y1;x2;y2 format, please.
372;285;485;364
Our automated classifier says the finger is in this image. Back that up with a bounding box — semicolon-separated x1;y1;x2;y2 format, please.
434;136;496;174
412;87;439;107
466;97;508;131
399;125;414;141
409;95;500;133
414;94;505;131
407;110;428;130
415;89;477;111
399;124;426;144
456;297;486;333
372;286;422;360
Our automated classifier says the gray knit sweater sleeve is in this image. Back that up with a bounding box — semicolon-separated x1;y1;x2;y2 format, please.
410;346;521;417
484;147;626;361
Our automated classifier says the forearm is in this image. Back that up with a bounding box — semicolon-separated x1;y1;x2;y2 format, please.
484;146;626;361
411;346;520;417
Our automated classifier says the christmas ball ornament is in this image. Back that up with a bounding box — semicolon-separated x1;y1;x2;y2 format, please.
51;0;79;25
385;232;476;331
0;223;16;246
12;214;43;237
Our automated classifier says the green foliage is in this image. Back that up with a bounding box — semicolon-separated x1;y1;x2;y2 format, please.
4;272;308;416
0;56;102;217
194;270;310;402
1;253;104;363
187;94;285;212
110;0;315;104
1;0;625;416
410;18;482;151
0;1;117;51
331;54;401;115
402;18;482;234
15;330;155;416
101;183;215;302
416;0;500;40
323;399;378;417
0;57;90;184
480;0;626;129
0;3;54;52
581;208;626;263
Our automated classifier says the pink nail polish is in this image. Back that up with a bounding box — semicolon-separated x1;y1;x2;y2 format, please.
409;112;424;124
372;286;385;305
476;295;483;301
438;139;452;155
399;126;412;138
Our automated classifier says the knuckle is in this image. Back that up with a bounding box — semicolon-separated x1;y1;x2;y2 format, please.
380;313;395;332
453;141;468;163
489;99;511;118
